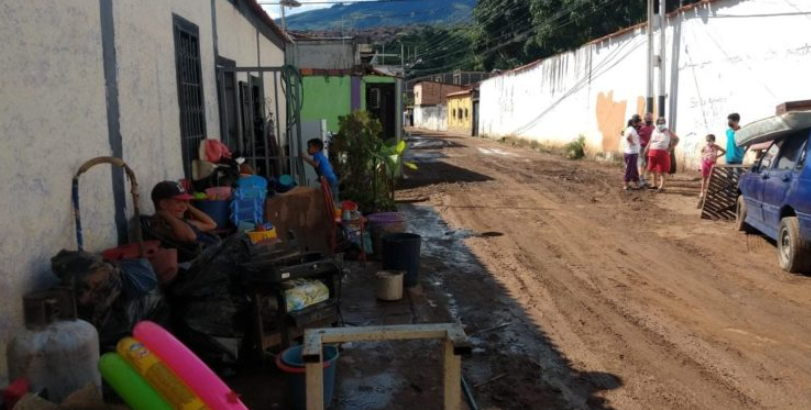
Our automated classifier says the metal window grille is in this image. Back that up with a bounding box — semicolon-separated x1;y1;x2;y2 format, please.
173;15;206;178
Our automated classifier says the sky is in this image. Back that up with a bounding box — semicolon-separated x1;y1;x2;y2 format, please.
261;1;374;20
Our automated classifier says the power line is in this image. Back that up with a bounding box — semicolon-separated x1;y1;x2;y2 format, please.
408;0;623;77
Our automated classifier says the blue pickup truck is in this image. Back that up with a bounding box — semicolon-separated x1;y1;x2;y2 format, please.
736;113;811;273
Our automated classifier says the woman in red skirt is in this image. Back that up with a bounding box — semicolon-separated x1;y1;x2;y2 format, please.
645;117;680;191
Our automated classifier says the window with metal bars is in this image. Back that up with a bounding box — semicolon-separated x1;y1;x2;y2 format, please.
173;15;206;178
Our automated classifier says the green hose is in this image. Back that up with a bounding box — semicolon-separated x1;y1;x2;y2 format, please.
282;65;305;181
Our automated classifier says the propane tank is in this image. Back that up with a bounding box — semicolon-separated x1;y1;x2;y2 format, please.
7;288;101;403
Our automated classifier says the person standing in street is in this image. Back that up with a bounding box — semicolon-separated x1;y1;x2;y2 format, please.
622;117;642;190
637;113;655;187
646;117;680;192
699;134;726;199
725;113;744;165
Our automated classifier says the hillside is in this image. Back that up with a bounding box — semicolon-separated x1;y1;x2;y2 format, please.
282;0;475;31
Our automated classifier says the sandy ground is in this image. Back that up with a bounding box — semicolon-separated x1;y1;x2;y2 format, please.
395;130;811;410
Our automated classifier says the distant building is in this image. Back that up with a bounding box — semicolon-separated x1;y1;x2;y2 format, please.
406;70;490;105
413;81;465;107
286;33;361;70
447;89;477;136
289;35;404;140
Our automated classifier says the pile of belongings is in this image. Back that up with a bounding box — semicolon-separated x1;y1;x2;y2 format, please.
51;251;168;353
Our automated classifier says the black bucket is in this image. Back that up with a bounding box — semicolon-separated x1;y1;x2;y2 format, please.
382;233;422;288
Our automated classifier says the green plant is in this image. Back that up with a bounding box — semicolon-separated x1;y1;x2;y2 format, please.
565;135;587;160
331;111;415;212
373;139;418;204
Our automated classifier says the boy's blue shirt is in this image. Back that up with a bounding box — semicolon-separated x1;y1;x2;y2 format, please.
313;151;337;184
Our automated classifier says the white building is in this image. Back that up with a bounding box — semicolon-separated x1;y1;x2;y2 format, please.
479;0;811;170
0;0;288;382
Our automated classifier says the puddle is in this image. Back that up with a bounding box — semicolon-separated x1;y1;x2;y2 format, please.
400;204;484;323
337;372;407;409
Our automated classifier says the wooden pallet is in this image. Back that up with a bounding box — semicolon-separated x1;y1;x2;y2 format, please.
700;165;750;221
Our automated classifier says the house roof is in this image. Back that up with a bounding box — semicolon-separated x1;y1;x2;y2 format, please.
245;0;290;45
447;89;474;98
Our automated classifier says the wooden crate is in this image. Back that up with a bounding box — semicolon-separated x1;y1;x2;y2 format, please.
700;165;750;221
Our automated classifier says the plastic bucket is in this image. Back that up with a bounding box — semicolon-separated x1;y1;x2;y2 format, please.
382;233;422;288
376;270;404;301
195;200;231;229
276;345;339;410
368;213;405;258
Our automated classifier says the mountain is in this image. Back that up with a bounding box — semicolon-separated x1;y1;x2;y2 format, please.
281;0;476;31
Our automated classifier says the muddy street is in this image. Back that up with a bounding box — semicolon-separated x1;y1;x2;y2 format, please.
399;130;811;409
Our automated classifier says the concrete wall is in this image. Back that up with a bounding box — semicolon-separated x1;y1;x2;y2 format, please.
301;75;402;138
414;82;464;106
301;76;354;133
0;0;285;384
479;0;811;170
216;0;288;149
448;94;473;135
288;40;358;70
414;105;448;132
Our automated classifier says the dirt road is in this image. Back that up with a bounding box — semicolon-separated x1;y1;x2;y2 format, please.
399;130;811;409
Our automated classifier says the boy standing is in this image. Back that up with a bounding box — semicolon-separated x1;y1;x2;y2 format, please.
301;138;339;200
725;113;745;165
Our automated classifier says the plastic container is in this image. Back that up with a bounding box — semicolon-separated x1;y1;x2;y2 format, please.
196;200;231;229
277;175;296;193
205;187;232;201
367;212;405;257
8;289;101;403
376;270;404;301
116;337;206;410
275;345;339;410
133;321;249;410
99;353;173;410
382;233;422;288
247;227;278;244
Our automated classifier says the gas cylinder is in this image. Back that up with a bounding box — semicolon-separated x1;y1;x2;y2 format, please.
6;288;101;403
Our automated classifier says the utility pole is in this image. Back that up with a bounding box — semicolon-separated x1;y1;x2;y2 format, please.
658;0;667;119
401;43;405;76
281;4;287;30
646;0;654;115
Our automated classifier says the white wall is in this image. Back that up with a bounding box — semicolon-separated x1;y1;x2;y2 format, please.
479;0;811;170
0;0;286;384
414;105;448;132
216;1;288;149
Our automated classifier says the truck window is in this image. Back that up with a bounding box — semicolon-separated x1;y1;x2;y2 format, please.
760;142;781;170
776;136;806;170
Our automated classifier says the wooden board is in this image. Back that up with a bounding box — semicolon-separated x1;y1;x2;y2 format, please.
302;324;470;410
700;165;750;221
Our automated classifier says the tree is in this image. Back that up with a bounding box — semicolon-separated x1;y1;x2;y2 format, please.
473;0;540;71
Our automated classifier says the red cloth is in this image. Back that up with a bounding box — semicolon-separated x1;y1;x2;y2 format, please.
647;149;671;174
638;124;655;147
701;160;716;178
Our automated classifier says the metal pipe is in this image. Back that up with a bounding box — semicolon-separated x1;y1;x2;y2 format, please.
461;376;479;410
646;0;655;114
658;0;667;118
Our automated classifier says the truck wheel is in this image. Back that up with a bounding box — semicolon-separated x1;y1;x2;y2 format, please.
735;196;754;233
778;216;811;273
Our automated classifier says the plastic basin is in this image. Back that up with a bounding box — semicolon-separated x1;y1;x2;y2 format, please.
276;345;339;410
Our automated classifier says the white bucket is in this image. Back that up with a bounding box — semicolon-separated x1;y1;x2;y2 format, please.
375;270;404;301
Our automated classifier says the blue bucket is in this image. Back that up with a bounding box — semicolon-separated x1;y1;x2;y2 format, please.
276;345;339;410
195;199;231;229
